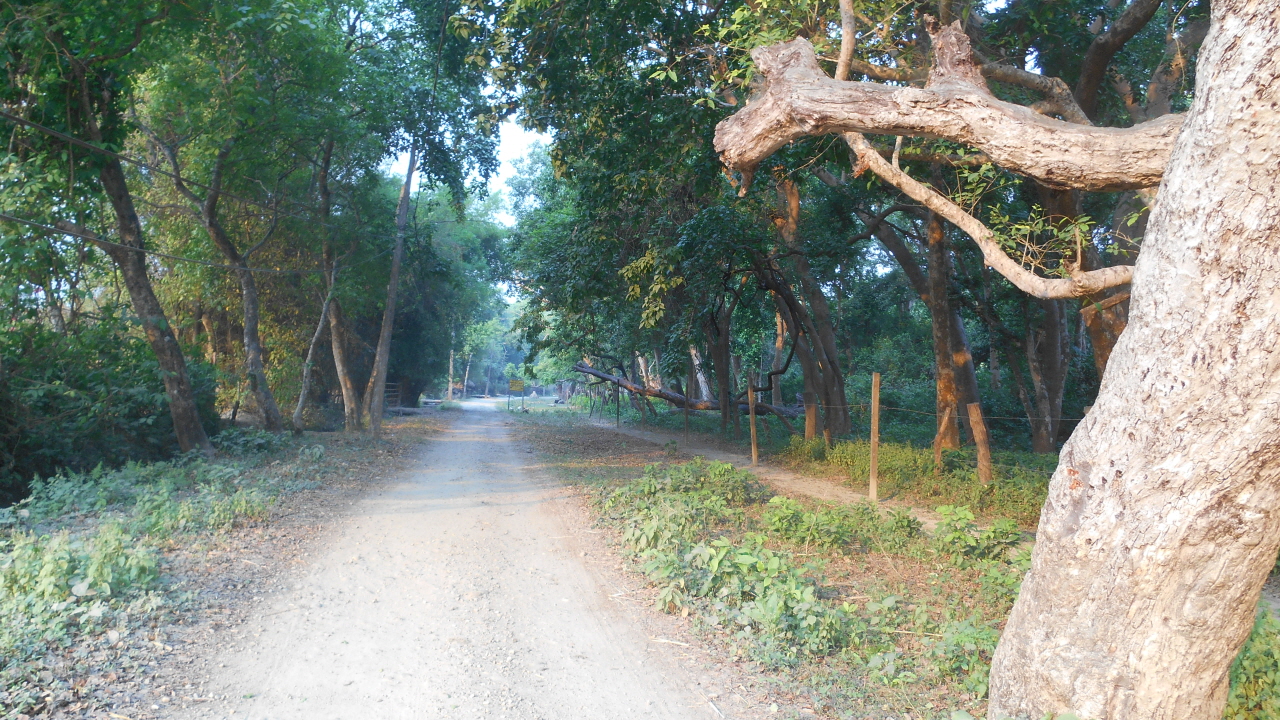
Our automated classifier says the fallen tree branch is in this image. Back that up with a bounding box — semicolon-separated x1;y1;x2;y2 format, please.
714;22;1180;193
572;362;800;429
844;133;1133;299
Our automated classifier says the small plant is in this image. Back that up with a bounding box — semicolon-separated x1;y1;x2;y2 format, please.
1225;607;1280;719
934;505;1022;565
213;427;287;455
929;617;1001;695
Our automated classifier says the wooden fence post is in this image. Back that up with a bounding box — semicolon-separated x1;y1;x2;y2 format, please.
748;371;759;466
615;386;620;428
933;405;953;476
967;402;993;486
870;372;880;504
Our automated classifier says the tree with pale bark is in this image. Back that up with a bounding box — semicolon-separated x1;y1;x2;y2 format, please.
714;1;1280;717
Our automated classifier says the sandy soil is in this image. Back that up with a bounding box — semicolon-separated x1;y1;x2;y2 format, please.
160;403;738;720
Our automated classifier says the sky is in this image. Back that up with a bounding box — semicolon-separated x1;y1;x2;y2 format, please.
384;120;550;227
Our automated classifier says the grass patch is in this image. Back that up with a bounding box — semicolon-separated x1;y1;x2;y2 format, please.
584;456;1022;718
782;437;1055;528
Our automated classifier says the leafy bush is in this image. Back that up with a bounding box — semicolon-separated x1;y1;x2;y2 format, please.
0;521;162;714
0;313;219;502
763;496;921;552
928;617;1001;696
934;505;1023;565
614;458;771;507
1226;607;1280;720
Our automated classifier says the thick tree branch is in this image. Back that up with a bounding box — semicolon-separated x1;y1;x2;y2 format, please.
983;63;1091;125
714;26;1181;192
845;133;1133;299
1075;0;1165;119
571;362;799;421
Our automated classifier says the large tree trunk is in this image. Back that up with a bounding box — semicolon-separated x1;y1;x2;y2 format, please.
364;147;417;435
94;159;214;455
292;285;334;433
925;212;961;449
868;211;981;432
690;345;712;401
707;302;736;434
233;266;285;432
775;179;851;435
989;5;1280;718
771;313;785;406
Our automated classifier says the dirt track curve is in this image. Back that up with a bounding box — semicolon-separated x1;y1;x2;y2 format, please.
167;402;717;720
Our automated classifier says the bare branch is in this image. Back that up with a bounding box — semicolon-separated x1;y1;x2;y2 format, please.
715;28;1180;193
571;362;799;421
844;133;1133;299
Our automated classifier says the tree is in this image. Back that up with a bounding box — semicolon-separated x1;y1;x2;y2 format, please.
715;3;1280;718
0;0;215;454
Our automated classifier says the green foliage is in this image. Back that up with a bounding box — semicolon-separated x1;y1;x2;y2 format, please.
929;617;1002;697
1226;608;1280;720
597;459;1017;679
212;427;289;456
934;506;1023;566
0;521;161;714
786;436;1054;527
0;437;330;712
0;315;219;502
763;496;920;552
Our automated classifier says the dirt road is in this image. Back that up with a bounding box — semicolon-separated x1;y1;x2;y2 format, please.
170;403;716;720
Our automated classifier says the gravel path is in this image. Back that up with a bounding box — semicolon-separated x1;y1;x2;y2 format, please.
169;404;711;720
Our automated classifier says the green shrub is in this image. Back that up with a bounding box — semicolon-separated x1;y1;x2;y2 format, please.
213;427;288;455
1226;607;1280;720
615;458;771;507
934;505;1022;565
0;313;219;502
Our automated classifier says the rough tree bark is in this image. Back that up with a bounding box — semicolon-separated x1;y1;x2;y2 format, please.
987;3;1280;717
925;212;960;449
364;146;417;435
718;5;1280;716
292;282;334;434
707;298;738;434
771;313;784;407
714;35;1180;193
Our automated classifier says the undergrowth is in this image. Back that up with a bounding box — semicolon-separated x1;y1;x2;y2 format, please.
783;437;1055;527
594;458;1026;717
596;458;1280;719
0;426;325;717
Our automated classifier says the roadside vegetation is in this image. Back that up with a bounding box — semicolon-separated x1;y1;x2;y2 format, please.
0;424;423;717
519;408;1280;719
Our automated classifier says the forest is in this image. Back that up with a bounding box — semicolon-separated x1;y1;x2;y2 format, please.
3;0;1280;718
